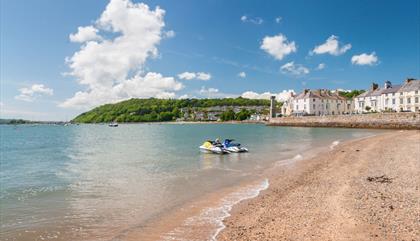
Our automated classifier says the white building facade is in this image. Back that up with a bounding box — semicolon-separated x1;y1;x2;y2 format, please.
354;79;420;113
282;89;353;116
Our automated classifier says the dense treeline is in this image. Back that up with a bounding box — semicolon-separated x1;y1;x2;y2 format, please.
72;97;270;123
219;109;253;121
338;90;366;99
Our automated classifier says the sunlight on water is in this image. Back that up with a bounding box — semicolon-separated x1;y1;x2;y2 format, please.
0;124;384;240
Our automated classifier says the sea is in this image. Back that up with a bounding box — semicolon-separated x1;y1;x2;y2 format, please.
0;123;385;241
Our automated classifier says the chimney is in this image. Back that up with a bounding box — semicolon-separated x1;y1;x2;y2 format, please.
304;89;310;94
371;83;378;91
405;78;414;84
384;81;392;89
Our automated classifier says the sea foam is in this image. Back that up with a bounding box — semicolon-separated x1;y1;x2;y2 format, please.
162;178;269;241
330;140;340;150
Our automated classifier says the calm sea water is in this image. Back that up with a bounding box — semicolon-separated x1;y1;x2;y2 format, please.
0;124;384;240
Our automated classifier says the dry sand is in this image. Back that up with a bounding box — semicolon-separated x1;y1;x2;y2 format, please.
218;130;420;241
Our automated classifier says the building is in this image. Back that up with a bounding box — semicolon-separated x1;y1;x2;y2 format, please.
281;89;353;116
354;83;385;113
354;79;420;113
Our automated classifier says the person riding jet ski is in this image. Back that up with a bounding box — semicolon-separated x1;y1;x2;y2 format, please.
199;138;229;154
223;139;248;153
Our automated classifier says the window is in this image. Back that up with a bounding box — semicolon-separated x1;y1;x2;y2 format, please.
313;104;315;109
400;98;403;104
392;93;395;96
415;91;418;94
392;99;395;104
407;98;411;104
415;97;419;103
385;99;388;105
313;99;315;102
304;104;306;110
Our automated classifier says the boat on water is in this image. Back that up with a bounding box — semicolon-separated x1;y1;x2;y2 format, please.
199;140;230;154
199;139;248;154
223;139;248;153
108;122;118;127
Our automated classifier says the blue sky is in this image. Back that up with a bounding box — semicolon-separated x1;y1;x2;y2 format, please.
1;0;419;120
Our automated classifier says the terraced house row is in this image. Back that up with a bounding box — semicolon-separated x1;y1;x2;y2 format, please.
281;78;420;116
354;78;420;113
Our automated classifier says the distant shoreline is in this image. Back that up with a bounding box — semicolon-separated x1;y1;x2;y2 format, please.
0;120;267;125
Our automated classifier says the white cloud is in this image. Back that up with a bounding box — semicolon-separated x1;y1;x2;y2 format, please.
61;72;182;108
69;26;102;43
196;72;211;81
311;35;351;56
351;52;379;66
316;63;326;70
178;72;196;80
62;0;183;109
164;30;175;38
280;62;309;75
15;84;54;102
241;89;295;102
275;16;282;23
240;15;263;25
178;94;189;99
260;34;296;60
238;72;246;78
177;72;211;81
198;87;235;98
200;86;219;94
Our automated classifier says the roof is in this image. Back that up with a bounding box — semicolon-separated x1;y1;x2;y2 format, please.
381;85;401;94
295;89;347;101
356;80;419;98
356;88;383;98
399;80;420;92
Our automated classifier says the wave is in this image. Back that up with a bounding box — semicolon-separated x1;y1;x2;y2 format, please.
274;154;303;167
329;140;340;150
162;178;269;241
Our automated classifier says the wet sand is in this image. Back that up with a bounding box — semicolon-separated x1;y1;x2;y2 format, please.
218;130;420;241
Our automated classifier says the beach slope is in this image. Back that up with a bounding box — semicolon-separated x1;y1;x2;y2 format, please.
218;130;419;241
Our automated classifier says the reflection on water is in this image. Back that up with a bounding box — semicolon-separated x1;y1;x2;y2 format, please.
0;124;385;240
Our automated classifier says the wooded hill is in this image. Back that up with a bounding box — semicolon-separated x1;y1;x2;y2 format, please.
72;97;271;123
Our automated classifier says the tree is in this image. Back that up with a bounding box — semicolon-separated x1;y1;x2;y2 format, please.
220;109;236;121
236;109;251;121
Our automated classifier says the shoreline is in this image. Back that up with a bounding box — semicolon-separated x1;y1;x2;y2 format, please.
269;112;420;130
217;130;420;240
119;130;389;241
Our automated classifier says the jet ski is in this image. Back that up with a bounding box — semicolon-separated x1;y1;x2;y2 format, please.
108;122;118;127
199;140;229;154
223;139;248;153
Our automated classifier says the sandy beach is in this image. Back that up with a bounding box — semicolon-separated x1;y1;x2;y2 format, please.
218;130;420;241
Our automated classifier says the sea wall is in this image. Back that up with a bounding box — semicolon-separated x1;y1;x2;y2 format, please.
268;113;420;129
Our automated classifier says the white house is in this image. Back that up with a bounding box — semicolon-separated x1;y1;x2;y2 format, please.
354;79;420;113
281;89;353;116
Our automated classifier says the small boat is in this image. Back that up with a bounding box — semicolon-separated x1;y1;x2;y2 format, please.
223;139;248;153
199;140;229;154
108;122;118;127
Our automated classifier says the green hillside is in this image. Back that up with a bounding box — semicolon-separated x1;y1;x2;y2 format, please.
72;97;271;123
